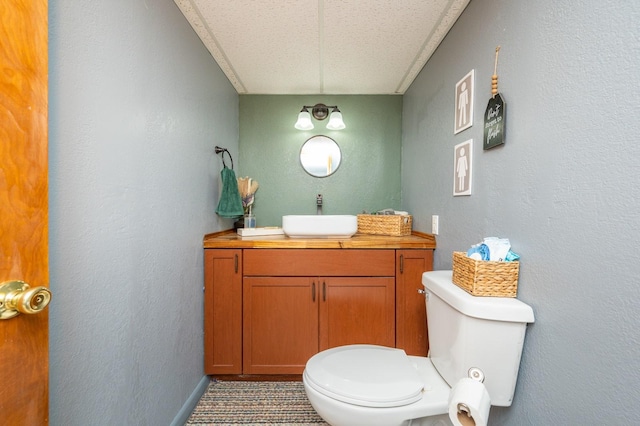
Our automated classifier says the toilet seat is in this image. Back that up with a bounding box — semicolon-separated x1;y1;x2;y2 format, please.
303;345;425;408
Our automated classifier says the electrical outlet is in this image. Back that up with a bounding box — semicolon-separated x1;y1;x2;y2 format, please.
431;215;439;235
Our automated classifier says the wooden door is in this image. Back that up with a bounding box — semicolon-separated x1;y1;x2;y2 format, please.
243;277;318;374
204;249;242;374
395;250;433;356
0;0;50;424
319;277;395;350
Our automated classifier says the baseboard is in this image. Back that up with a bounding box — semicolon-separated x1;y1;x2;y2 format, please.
211;374;303;381
170;375;210;426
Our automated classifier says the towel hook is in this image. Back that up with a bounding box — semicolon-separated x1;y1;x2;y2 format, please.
214;146;234;170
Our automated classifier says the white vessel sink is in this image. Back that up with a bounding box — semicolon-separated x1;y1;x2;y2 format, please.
282;215;358;238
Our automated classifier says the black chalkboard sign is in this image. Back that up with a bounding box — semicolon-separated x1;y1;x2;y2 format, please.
483;94;506;150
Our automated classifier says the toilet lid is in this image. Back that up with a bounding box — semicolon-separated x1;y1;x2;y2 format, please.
304;345;424;408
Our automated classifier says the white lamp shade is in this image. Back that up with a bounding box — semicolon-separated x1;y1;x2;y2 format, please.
295;111;314;130
326;110;345;130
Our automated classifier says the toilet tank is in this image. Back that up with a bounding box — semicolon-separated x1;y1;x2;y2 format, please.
422;270;535;407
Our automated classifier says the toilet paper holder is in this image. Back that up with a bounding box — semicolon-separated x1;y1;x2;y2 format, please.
457;367;486;419
467;367;485;383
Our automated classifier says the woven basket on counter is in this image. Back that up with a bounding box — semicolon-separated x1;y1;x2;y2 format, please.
451;251;519;297
357;214;412;236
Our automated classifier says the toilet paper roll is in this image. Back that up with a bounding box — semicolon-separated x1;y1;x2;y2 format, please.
448;378;491;426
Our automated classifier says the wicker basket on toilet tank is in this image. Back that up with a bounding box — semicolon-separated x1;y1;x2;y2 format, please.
451;251;519;297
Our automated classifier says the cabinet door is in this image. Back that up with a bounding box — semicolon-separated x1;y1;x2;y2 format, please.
204;249;242;374
396;250;433;356
319;277;395;350
243;277;319;374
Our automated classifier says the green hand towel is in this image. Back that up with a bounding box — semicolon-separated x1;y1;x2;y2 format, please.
215;166;244;218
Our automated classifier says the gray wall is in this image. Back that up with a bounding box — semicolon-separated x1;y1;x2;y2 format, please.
239;95;403;226
402;0;640;423
48;1;238;424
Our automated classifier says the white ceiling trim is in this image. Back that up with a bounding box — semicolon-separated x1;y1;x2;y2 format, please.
174;0;248;93
395;0;470;94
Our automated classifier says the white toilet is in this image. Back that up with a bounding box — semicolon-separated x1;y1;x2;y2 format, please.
303;270;535;426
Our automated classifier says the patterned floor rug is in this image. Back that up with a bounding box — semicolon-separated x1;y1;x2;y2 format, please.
185;380;329;425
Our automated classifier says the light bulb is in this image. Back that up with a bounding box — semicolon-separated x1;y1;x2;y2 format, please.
326;110;345;130
295;110;314;130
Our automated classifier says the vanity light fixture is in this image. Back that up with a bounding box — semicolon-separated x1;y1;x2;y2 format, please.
295;103;346;130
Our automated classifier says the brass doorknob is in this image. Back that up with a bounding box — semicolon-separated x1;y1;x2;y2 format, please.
0;280;51;320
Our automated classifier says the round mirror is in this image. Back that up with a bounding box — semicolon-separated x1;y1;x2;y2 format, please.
299;135;342;177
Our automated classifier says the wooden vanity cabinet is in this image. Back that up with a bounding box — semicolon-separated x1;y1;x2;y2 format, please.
242;250;395;374
203;241;434;375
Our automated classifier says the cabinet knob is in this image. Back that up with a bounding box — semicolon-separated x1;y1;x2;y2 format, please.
0;280;52;320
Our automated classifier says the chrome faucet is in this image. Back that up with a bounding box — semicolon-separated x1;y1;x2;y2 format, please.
316;194;323;215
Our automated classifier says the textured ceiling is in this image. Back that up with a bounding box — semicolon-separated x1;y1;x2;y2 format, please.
174;0;470;94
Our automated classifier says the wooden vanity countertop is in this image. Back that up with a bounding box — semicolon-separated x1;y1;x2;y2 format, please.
203;229;436;249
